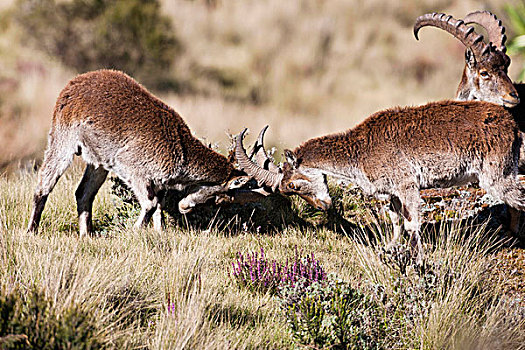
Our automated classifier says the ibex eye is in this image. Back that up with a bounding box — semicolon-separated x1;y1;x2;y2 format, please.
480;71;489;78
288;182;296;190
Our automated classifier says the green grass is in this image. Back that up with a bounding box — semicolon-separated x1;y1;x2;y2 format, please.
1;167;524;349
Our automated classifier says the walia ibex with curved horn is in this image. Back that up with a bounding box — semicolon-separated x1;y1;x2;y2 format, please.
415;11;525;168
237;101;525;259
414;12;519;107
28;69;251;236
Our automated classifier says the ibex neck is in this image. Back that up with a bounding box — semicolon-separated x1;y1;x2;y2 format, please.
294;131;360;178
183;135;236;184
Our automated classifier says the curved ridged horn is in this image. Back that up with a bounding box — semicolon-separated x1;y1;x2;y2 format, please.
235;128;283;192
464;11;506;53
248;125;282;173
414;12;492;57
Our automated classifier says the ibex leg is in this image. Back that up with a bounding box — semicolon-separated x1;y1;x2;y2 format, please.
75;164;108;236
491;177;525;237
28;137;75;233
388;196;404;244
132;179;162;230
152;191;165;231
397;184;424;264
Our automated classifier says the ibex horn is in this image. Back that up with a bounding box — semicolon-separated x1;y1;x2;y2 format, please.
235;128;283;192
414;12;492;57
248;125;282;173
464;11;507;53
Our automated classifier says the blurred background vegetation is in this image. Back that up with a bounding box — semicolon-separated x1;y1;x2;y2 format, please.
2;0;525;174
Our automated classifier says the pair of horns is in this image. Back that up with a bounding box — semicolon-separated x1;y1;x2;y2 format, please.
414;11;506;55
235;126;283;192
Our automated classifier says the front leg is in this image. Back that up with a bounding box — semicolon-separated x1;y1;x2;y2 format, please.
178;176;252;214
152;191;166;231
178;185;224;214
385;183;424;264
399;185;424;265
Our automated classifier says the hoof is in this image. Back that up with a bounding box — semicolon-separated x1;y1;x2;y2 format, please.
178;201;194;214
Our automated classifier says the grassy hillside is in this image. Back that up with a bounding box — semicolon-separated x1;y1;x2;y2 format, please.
1;167;525;349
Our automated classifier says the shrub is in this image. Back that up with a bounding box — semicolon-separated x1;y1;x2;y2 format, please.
278;276;387;349
108;176;306;233
231;248;326;294
0;287;105;349
506;2;525;81
15;0;181;90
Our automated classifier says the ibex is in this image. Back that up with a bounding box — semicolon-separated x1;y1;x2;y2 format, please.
415;11;525;138
414;12;520;107
236;101;525;258
28;69;250;236
414;12;525;229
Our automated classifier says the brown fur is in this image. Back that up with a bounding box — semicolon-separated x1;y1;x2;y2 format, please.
295;101;519;181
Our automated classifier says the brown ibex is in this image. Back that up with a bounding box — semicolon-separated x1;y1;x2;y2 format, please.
414;12;525;229
236;101;525;258
28;69;250;236
414;12;520;107
415;11;525;136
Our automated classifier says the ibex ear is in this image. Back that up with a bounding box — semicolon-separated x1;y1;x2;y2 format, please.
465;48;477;69
226;175;250;189
284;149;298;169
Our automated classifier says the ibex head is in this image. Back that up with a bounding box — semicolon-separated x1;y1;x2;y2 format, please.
414;12;519;107
235;127;332;211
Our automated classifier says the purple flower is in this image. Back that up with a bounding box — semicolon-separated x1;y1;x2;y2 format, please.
231;247;327;294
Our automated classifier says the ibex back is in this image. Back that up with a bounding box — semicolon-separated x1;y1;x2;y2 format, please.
28;69;248;235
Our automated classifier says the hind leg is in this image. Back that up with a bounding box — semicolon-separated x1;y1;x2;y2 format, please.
27;142;75;233
152;190;166;231
75;164;108;236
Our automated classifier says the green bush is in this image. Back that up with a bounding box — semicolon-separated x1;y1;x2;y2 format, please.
0;287;105;349
278;276;387;350
15;0;180;90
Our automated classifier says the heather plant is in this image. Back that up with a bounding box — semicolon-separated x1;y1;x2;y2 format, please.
279;276;387;349
231;248;326;294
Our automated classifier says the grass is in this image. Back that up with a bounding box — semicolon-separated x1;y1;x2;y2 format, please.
1;166;524;349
